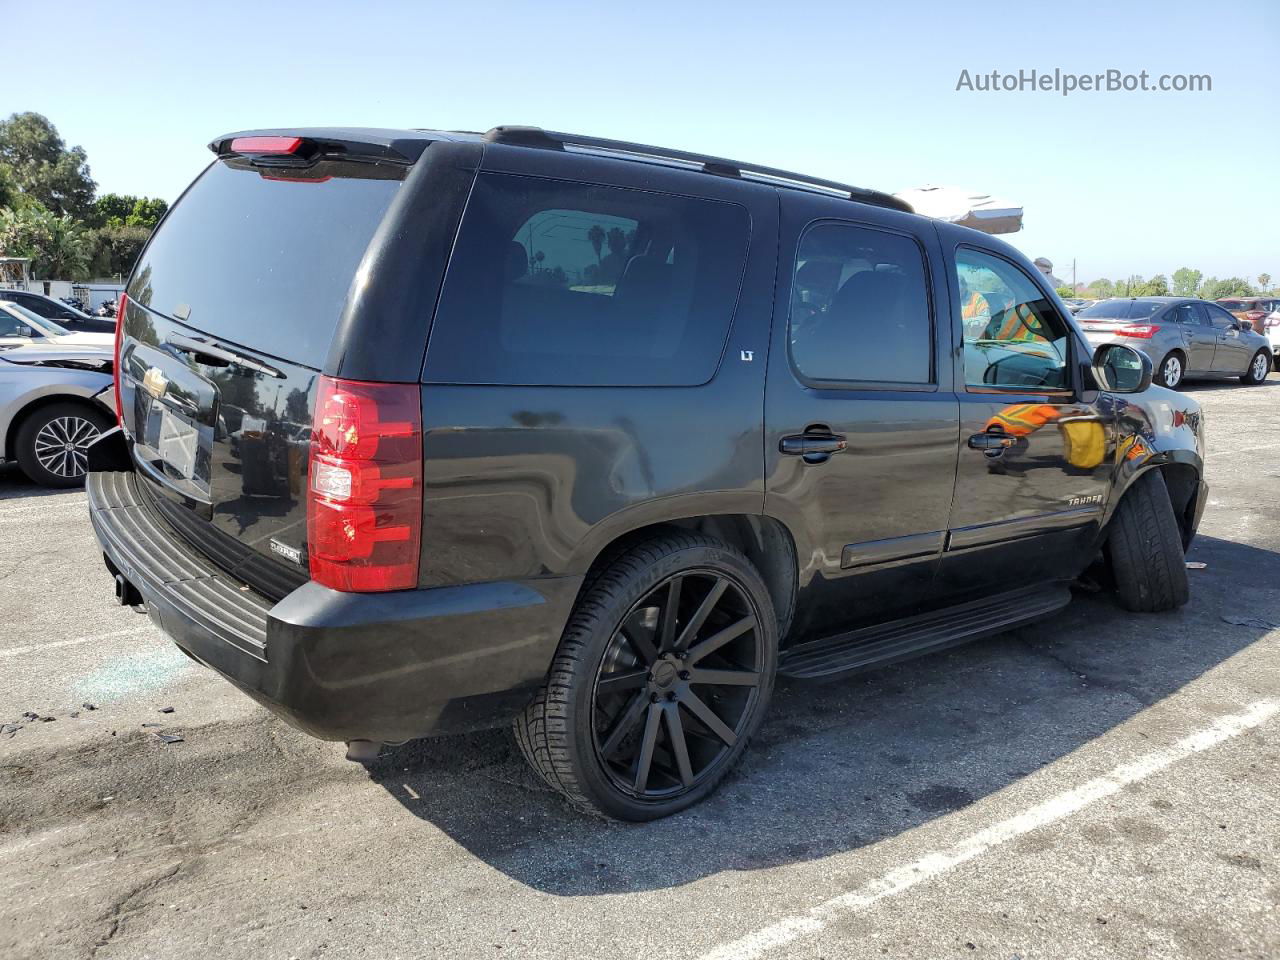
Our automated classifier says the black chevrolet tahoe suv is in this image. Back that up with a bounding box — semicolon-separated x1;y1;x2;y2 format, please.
87;126;1208;820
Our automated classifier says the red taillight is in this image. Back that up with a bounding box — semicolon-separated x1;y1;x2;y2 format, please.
1244;311;1264;321
307;376;422;592
1117;324;1158;339
230;135;303;155
113;294;127;426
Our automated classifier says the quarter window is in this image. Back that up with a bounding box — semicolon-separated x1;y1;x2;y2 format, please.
425;174;750;387
957;248;1071;391
788;222;932;384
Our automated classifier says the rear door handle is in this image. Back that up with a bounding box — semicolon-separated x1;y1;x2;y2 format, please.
779;432;847;461
967;432;1015;453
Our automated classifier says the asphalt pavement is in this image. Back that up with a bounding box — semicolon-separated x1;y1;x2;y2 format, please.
1;376;1277;960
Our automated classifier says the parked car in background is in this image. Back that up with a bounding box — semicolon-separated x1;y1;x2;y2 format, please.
0;342;115;486
88;124;1207;821
1076;297;1271;388
1217;297;1279;336
0;288;117;334
1061;297;1091;314
0;301;116;348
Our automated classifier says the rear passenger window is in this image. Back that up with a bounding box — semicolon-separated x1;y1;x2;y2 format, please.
424;174;750;387
788;222;932;385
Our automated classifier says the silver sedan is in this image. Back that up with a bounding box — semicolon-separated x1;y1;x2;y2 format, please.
1076;296;1272;389
0;342;115;486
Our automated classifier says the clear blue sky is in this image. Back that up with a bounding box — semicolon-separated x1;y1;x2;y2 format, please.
5;0;1276;285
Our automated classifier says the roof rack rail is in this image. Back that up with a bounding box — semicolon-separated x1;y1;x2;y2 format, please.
482;126;913;214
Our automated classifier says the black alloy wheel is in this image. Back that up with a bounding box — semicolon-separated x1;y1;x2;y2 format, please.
514;532;777;821
591;569;764;800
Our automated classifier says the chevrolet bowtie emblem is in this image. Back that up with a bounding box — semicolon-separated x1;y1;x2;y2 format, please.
142;366;169;400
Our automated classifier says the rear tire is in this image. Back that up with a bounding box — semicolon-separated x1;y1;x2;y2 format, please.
1155;352;1184;389
514;531;777;821
1241;350;1270;385
14;402;112;488
1106;469;1190;612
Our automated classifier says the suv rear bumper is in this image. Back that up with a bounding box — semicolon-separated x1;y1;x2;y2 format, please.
86;443;580;743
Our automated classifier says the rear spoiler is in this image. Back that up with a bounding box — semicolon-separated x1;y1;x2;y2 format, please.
209;128;433;165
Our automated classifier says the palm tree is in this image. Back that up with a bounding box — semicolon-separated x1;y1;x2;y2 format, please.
40;214;93;280
587;224;605;266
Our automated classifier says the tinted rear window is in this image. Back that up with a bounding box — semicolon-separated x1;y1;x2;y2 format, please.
1216;300;1246;311
789;222;932;384
424;173;750;386
1076;299;1165;319
128;160;402;369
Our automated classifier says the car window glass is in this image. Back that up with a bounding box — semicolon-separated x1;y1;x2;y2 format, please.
0;310;28;338
13;294;53;318
956;248;1070;391
1204;303;1236;327
788;222;932;384
7;303;67;336
426;173;750;387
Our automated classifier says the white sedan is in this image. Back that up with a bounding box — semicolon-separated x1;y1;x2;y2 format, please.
0;300;115;348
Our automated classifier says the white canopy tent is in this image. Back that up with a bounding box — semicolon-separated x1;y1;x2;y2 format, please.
893;185;1024;235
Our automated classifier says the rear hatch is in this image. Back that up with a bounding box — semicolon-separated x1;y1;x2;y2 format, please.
117;140;407;598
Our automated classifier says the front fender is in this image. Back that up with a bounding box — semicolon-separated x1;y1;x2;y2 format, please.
1097;385;1206;531
0;375;112;461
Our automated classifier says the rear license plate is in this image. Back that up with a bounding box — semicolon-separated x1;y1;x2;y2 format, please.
156;407;199;479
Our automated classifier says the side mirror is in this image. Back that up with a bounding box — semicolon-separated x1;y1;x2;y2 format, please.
1092;343;1152;393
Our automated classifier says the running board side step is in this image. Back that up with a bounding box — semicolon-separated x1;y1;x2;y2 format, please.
778;584;1072;680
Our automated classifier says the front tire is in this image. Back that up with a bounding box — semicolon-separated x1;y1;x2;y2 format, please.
1155;352;1184;389
14;402;111;488
1106;470;1190;612
515;532;778;821
1241;350;1270;385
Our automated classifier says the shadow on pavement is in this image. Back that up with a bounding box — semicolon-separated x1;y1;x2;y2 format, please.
367;533;1278;895
1180;375;1278;394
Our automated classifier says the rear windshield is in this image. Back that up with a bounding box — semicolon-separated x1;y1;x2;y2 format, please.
1216;300;1247;311
1076;299;1165;320
128;160;402;369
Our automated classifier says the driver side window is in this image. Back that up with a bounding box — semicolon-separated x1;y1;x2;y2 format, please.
956;248;1070;391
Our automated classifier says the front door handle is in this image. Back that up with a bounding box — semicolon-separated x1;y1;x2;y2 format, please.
967;432;1015;453
779;432;847;462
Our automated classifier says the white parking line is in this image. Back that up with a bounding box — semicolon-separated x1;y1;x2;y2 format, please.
699;700;1279;960
0;626;153;659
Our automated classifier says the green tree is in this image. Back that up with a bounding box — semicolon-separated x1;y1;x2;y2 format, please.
91;223;151;277
89;194;167;230
89;193;137;228
126;196;167;228
1259;273;1272;293
0;164;14;210
1088;278;1114;298
1139;274;1169;297
1171;267;1202;297
0;204;95;279
1054;285;1075;298
0;112;96;219
1201;276;1255;299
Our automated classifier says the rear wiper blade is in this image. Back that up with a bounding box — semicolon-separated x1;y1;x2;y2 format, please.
165;333;286;379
